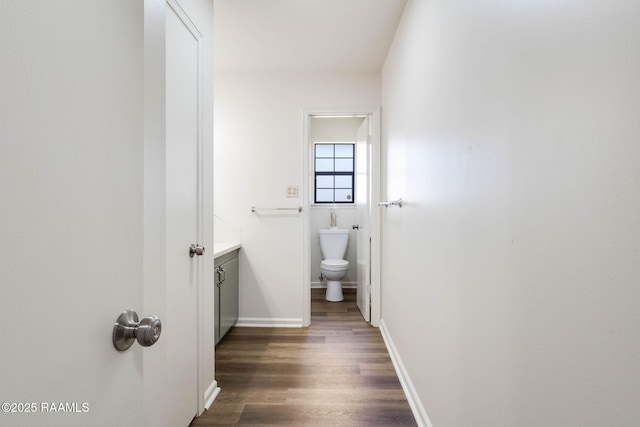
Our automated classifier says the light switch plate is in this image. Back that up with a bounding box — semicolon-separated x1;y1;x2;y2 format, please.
287;185;299;198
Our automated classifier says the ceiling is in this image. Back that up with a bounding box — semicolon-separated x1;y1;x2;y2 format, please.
213;0;408;73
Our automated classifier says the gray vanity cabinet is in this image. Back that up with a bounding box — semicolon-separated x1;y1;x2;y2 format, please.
215;250;239;344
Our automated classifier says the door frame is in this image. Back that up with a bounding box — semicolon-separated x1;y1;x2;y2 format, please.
302;108;381;327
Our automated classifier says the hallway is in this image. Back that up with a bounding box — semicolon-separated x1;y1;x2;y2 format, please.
191;288;416;426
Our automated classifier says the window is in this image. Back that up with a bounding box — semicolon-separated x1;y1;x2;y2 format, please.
314;143;354;203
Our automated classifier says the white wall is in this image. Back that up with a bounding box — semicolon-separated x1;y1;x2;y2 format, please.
214;71;380;324
381;1;640;426
309;117;364;286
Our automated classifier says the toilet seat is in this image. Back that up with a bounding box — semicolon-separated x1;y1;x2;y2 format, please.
321;259;349;271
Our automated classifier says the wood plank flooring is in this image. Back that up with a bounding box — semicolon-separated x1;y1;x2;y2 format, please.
190;288;417;426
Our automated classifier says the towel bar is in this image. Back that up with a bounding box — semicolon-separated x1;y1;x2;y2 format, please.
251;206;303;213
377;198;403;208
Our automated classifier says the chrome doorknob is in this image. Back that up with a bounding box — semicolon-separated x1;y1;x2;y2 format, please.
189;244;205;257
113;310;162;351
352;225;359;230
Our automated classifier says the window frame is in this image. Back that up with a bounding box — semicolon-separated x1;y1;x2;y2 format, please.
313;143;355;204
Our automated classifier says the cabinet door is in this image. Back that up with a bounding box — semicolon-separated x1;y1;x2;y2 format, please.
219;256;239;341
215;269;221;345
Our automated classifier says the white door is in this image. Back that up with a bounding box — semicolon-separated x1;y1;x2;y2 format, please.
165;0;215;421
0;2;157;426
355;118;372;322
165;1;203;425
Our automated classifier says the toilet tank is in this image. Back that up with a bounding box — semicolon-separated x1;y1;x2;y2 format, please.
318;229;349;259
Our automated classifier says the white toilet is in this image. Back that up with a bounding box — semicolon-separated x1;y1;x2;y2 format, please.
318;229;349;302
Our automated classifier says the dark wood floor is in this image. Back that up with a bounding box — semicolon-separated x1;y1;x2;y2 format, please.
190;288;417;426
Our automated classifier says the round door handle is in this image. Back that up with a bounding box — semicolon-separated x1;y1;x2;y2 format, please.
352;225;359;230
190;244;205;257
113;310;162;351
136;316;162;347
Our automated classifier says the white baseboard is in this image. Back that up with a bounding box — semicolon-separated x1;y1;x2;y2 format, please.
235;317;303;328
203;380;220;411
379;319;433;427
310;281;357;289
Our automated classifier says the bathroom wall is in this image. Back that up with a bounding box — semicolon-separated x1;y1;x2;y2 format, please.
214;71;380;324
309;117;364;286
381;0;640;426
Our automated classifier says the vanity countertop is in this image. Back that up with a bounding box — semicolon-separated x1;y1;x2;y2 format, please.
213;242;241;259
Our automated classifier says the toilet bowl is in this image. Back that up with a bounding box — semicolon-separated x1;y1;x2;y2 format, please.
321;259;349;302
318;229;349;302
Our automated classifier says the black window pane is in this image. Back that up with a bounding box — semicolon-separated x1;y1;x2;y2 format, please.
314;143;354;203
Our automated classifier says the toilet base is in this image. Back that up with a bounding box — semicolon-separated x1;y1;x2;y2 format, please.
325;280;343;302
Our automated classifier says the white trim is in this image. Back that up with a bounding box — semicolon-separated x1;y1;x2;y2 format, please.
166;0;203;40
302;110;311;327
379;320;433;427
369;108;381;327
302;108;382;328
235;318;304;328
203;380;220;411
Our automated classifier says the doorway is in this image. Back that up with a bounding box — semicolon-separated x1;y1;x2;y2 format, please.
302;109;381;327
